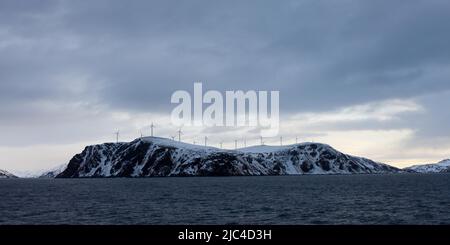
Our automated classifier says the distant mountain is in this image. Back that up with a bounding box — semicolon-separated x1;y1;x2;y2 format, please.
404;159;450;173
39;164;67;178
0;169;18;178
57;137;400;178
12;170;43;178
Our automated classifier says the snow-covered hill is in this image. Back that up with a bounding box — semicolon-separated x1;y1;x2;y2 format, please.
39;164;67;178
57;137;400;178
404;159;450;173
0;169;18;178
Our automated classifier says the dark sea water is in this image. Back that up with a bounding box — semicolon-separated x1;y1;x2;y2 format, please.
1;174;450;224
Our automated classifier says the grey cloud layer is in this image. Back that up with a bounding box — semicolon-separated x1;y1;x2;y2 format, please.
1;0;450;149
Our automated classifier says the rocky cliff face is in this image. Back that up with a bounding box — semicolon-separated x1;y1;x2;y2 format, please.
57;137;400;178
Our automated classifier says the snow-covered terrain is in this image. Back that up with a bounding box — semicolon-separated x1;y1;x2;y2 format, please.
39;164;67;178
57;137;400;178
404;159;450;173
0;169;18;178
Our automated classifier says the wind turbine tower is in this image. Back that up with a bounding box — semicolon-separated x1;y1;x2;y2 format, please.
115;130;120;143
177;128;182;142
150;122;154;137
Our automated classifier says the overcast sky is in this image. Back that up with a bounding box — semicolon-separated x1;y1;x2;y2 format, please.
1;0;450;174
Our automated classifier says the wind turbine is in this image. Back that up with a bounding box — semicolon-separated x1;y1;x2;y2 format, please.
150;122;155;137
260;136;264;145
177;128;183;142
234;139;238;150
204;136;208;147
114;130;120;143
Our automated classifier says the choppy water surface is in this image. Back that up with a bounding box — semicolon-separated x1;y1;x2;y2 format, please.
1;174;449;224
